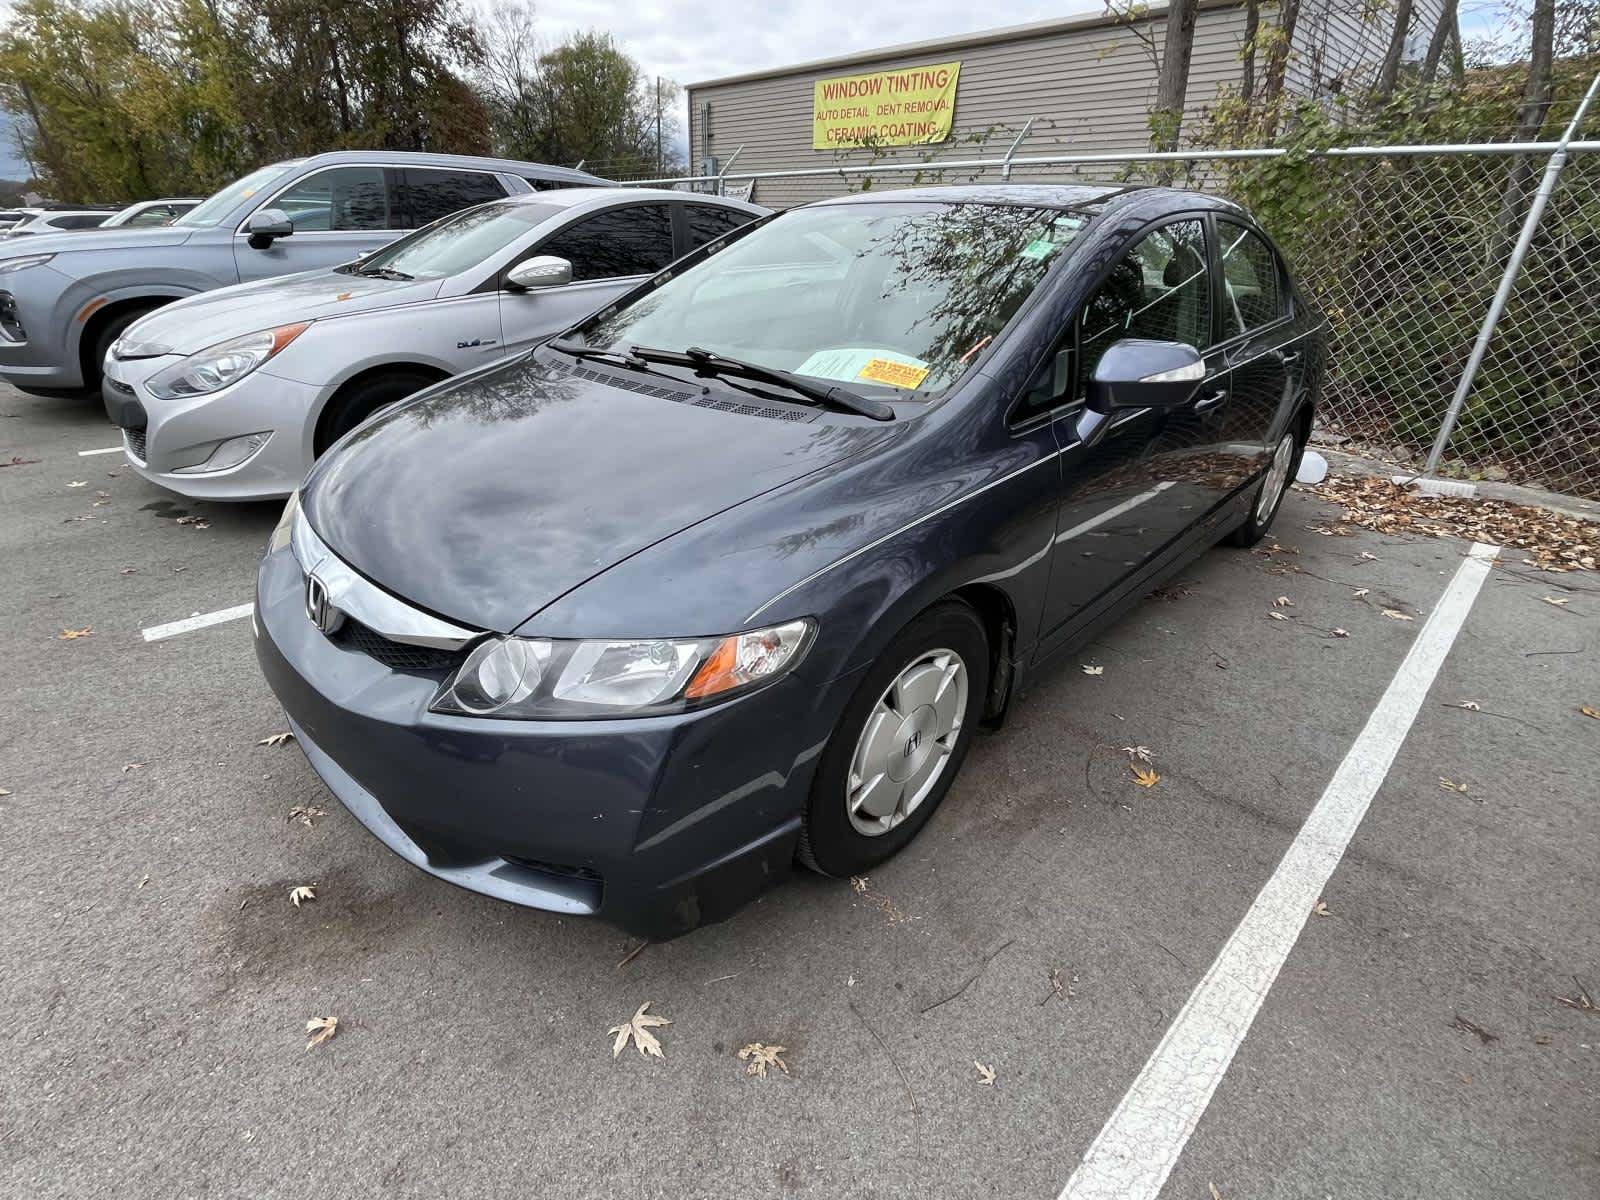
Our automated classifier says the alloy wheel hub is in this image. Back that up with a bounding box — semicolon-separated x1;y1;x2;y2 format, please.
847;648;968;837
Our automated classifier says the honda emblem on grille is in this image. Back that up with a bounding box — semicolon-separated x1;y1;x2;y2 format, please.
304;572;344;635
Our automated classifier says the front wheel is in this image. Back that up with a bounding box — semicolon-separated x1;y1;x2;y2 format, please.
314;371;439;456
798;600;989;877
1227;427;1303;548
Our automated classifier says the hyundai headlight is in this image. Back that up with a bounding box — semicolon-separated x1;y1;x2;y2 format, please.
146;322;307;399
0;253;53;275
431;620;815;719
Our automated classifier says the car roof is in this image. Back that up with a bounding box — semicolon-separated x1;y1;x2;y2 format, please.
294;150;610;187
492;186;766;212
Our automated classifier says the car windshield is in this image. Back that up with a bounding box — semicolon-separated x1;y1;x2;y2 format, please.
174;162;301;228
354;201;562;280
579;201;1088;397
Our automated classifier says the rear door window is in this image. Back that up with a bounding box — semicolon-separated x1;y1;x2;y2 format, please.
272;166;394;231
398;169;508;228
536;204;676;281
1217;220;1287;337
683;204;753;250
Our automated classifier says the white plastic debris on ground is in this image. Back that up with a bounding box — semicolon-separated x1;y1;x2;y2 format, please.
1296;448;1329;485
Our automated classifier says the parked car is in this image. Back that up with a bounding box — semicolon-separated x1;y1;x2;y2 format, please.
0;151;606;398
254;184;1325;939
0;208;116;237
101;198;203;228
103;188;766;500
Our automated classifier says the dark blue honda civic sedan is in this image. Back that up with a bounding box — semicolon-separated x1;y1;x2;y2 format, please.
255;184;1325;938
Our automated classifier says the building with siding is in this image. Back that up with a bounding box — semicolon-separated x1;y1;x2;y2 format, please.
685;0;1442;208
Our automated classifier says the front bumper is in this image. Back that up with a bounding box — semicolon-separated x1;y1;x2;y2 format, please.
104;354;319;501
253;543;848;939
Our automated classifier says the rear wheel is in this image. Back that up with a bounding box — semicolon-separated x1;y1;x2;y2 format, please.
798;601;989;877
314;370;439;456
1227;426;1303;548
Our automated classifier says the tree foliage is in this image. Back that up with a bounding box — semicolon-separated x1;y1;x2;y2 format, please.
0;0;680;199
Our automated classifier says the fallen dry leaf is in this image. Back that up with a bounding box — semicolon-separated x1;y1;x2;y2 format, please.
1081;664;1104;676
1312;475;1594;572
1;455;41;468
1555;978;1595;1012
1581;706;1600;721
1130;763;1160;788
1332;628;1349;638
289;885;316;908
1121;745;1153;763
1381;609;1415;621
305;1016;338;1050
974;1060;996;1086
67;480;87;488
258;731;294;747
609;1002;670;1059
1542;596;1570;608
174;514;210;529
118;567;137;576
0;787;10;796
287;804;326;828
1210;1184;1224;1200
1359;551;1378;561
1438;777;1468;793
137;874;150;889
1267;610;1290;621
121;762;144;773
738;1042;790;1078
1452;1015;1497;1045
1452;700;1482;711
1352;587;1370;598
1312;899;1332;917
57;627;93;640
1273;595;1294;607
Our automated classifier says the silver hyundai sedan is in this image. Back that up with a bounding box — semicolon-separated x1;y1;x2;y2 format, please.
102;188;766;501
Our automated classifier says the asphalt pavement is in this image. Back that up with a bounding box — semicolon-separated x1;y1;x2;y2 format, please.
2;384;1595;1199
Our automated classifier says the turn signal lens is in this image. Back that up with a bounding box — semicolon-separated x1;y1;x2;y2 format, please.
686;621;812;699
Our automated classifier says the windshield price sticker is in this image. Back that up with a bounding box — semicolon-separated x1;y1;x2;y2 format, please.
857;358;930;389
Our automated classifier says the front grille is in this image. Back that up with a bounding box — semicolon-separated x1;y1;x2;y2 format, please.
330;617;465;675
123;426;147;462
504;855;603;885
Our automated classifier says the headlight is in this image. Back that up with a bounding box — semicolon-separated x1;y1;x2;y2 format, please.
430;619;815;719
0;253;54;275
268;488;299;553
146;322;307;399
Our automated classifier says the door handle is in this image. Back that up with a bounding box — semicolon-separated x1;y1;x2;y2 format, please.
1193;389;1228;413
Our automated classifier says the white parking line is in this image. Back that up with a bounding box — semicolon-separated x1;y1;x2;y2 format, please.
1059;541;1499;1200
141;603;254;642
78;446;124;457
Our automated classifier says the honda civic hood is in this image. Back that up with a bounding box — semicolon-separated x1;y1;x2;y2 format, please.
125;269;443;356
301;354;893;632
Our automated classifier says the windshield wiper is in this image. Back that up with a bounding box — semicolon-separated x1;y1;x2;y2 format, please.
356;266;414;281
629;345;894;421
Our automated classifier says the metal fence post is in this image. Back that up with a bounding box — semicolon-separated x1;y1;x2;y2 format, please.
1002;118;1035;181
715;145;744;195
1421;70;1600;479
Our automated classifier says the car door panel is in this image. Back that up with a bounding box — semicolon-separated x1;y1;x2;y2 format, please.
236;165;404;283
498;279;640;358
1035;217;1220;650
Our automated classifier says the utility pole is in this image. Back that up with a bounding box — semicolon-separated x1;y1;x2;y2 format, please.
655;76;663;175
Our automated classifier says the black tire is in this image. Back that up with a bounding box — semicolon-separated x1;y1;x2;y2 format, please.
798;600;990;877
1227;425;1306;548
314;371;439;456
89;306;158;402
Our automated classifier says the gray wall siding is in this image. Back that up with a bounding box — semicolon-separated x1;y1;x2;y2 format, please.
686;1;1422;209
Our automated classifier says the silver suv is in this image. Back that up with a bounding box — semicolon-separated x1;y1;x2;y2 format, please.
0;151;604;397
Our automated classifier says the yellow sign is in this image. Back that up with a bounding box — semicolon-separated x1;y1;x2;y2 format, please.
857;358;930;389
812;60;961;150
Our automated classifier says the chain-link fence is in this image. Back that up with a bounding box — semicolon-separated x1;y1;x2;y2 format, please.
617;130;1600;500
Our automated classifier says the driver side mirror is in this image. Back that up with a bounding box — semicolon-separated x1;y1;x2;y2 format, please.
245;208;293;250
506;255;573;291
1086;339;1205;414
